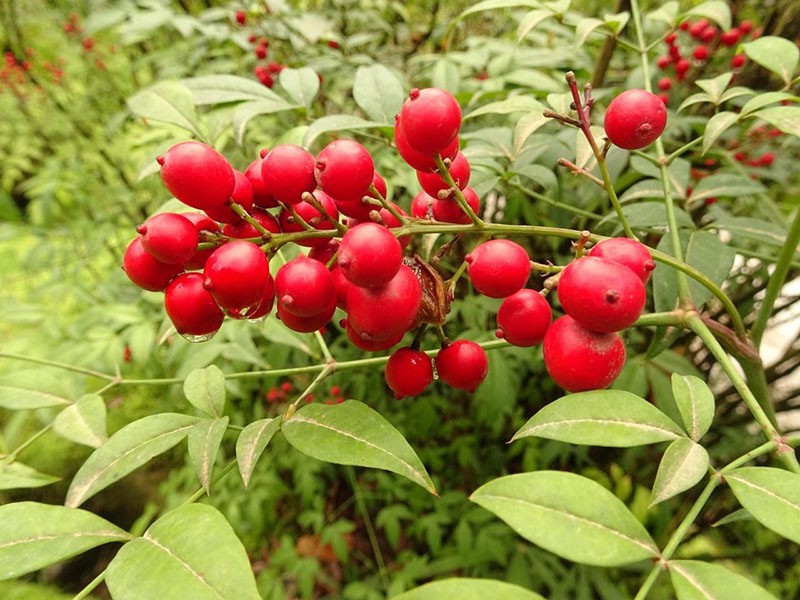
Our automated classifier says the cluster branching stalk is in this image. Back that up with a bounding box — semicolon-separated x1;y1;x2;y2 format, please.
229;202;273;239
433;155;485;227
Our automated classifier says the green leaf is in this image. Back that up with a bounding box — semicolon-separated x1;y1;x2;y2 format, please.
0;502;131;580
52;394;107;448
127;81;202;137
231;99;299;145
466;96;544;120
0;386;71;410
751;106;800;138
0;462;60;491
512;112;550;157
66;413;199;507
740;92;795;117
393;578;546;600
517;10;553;42
684;1;731;31
726;467;800;544
678;92;712;113
457;0;543;22
650;439;709;506
303;115;385;148
671;375;714;441
670;560;777;600
512;390;685;447
604;11;630;35
702;111;738;155
575;17;604;45
689;173;765;202
236;417;280;488
470;471;659;566
279;67;319;110
431;58;461;94
180;74;290;105
647;2;679;27
106;504;259;600
695;73;733;104
352;64;405;124
282;400;436;495
187;417;229;495
718;86;754;103
600;201;694;233
710;214;789;248
183;365;225;418
742;36;799;85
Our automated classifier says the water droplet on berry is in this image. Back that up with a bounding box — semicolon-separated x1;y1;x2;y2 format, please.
180;331;218;343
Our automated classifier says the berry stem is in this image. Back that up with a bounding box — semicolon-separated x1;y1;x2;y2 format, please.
285;362;336;417
556;158;606;188
302;191;349;235
433;155;485;228
72;567;110;600
368;184;409;226
229;202;273;239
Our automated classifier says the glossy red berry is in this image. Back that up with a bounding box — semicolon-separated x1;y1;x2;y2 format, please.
203;169;254;224
416;152;471;199
315;139;375;202
739;20;753;35
588;238;656;283
496;289;552;347
398;88;462;155
431;187;480;224
543;315;626;392
603;89;667;150
435;340;488;393
395;118;459;172
275;256;336;317
245;156;278;208
675;58;690;75
308;239;340;267
122;237;183;291
557;257;646;333
731;54;746;69
164;272;225;338
370;171;387;199
385;347;434;398
345;320;404;352
137;212;198;265
203;240;270;314
657;77;672;91
411;191;435;219
235;10;246;25
337;222;402;288
693;45;709;61
222;207;280;239
720;28;741;46
260;144;316;205
656;55;672;69
277;297;336;333
240;276;276;320
278;190;339;248
700;26;717;42
689;19;709;39
181;212;222;270
466;239;530;298
157;141;235;211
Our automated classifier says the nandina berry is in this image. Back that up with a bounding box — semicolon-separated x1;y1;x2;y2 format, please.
395;117;459;172
557;256;646;332
122;237;183;291
164;272;225;337
431;187;480;224
739;20;753;35
657;55;672;69
603;89;668;150
255;44;267;60
435;340;488;393
235;10;246;25
137;212;198;265
222;207;280;239
202;169;255;224
700;26;717;42
664;32;677;45
466;239;531;298
543;315;625;392
370;171;387;200
275;256;336;317
240;276;276;320
496;289;552;347
203;240;270;313
675;58;690;75
277;297;335;333
315;139;375;202
308;239;339;267
731;54;746;69
668;44;681;58
720;28;741;46
411;191;435;219
278;190;339;247
334;195;374;221
658;77;672;91
689;19;709;39
398;87;462;155
337;222;402;288
416;152;471;199
385;347;434;398
331;266;351;310
759;152;775;167
158;141;235;211
260;144;316;205
588;237;656;283
693;45;709;61
345;320;404;352
245;156;278;208
182;212;221;270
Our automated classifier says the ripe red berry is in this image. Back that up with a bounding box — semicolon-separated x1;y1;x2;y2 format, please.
158;141;235;211
720;28;741;46
395;118;459;172
137;212;198;265
308;239;339;267
203;169;255;224
700;26;717;42
588;237;656;283
385;347;434;398
122;237;183;291
496;289;552;347
689;19;709;39
656;55;672;69
203;241;271;314
164;272;225;339
416;152;471;199
337;222;402;288
260;144;317;205
275;256;336;317
431;187;480;224
675;58;690;75
543;315;626;392
693;45;709;61
411;191;435;219
222;207;280;239
664;32;677;45
345;320;403;352
82;37;94;50
435;340;489;393
255;45;267;60
235;10;246;25
244;156;278;208
658;77;672;91
370;171;387;200
346;264;422;341
658;93;670;106
277;297;336;333
181;212;222;270
739;20;753;35
241;276;276;320
759;152;775;167
466;239;531;298
278;191;339;248
731;54;746;69
398;88;462;155
668;44;681;58
557;257;646;332
315;139;375;202
603;89;668;150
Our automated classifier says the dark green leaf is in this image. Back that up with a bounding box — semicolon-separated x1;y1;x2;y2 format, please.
671;374;714;441
393;578;546;600
689;174;765;202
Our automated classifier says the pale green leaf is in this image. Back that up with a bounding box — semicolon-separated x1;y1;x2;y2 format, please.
678;92;712;113
394;578;546;600
512;112;549;157
685;1;731;31
187;417;229;495
236;418;280;488
650;439;709;506
603;11;629;35
575;17;604;45
0;462;59;491
742;36;799;85
352;64;405;124
702;111;738;155
709;215;788;248
127;81;202;137
180;74;289;105
671;374;714;441
457;0;544;22
465;96;544;120
279;67;319;110
0;386;71;410
183;365;225;418
670;560;777;600
740;92;796;117
689;174;765;202
232;99;299;145
726;467;800;544
695;73;733;104
517;10;552;41
751;106;800;138
52;394;107;448
303;115;385;148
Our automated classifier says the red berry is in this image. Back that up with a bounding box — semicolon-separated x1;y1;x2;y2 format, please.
370;171;387;200
668;44;681;58
122;237;183;291
675;58;690;75
345;320;403;352
242;276;276;320
385;347;434;398
435;340;488;393
496;289;552;347
158;141;235;211
337;222;402;288
235;10;246;25
245;156;278;208
278;190;339;248
658;77;672;91
416;152;471;199
658;93;670;106
398;88;462;155
411;191;435;219
689;19;709;39
395;118;459;171
277;297;336;333
164;272;225;338
82;37;94;50
664;32;677;45
315;139;375;202
588;238;656;283
260;145;317;205
203;169;255;224
693;45;709;61
543;315;626;392
720;28;741;46
431;187;480;224
759;152;775;167
603;89;668;150
308;239;340;267
222;207;280;239
731;54;746;69
739;20;753;35
700;26;717;42
203;241;270;314
275;256;336;317
137;212;198;265
181;212;222;270
466;239;531;298
331;266;352;310
255;45;267;60
557;257;646;332
657;55;672;69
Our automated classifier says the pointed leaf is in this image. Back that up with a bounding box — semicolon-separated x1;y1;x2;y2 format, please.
512;390;685;447
457;0;543;22
303;115;385;148
394;578;546;600
282;400;436;494
183;365;225;417
751;106;800;138
53;394;107;448
127;81;201;137
702;112;738;155
180;74;289;105
466;96;543;120
470;471;659;566
187;417;229;495
740;92;795;117
0;462;59;491
726;467;800;544
742;36;799;85
650;439;709;506
0;385;71;410
279;67;319;109
232;99;298;144
695;73;733;103
689;174;765;202
66;413;198;507
106;504;259;600
0;502;131;580
575;18;604;45
670;560;777;600
678;92;713;113
517;10;552;41
685;1;731;30
236;417;280;488
671;375;714;441
352;65;405;124
512;111;549;158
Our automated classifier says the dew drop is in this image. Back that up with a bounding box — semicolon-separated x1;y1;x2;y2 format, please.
180;331;218;343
